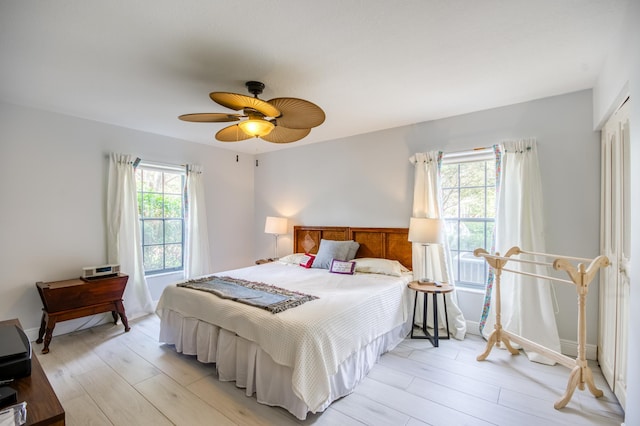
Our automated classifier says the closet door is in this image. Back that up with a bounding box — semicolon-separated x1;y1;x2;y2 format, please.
599;120;616;392
598;98;630;409
614;105;630;408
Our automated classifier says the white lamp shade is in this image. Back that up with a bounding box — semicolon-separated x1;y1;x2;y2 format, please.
408;217;443;244
264;216;288;235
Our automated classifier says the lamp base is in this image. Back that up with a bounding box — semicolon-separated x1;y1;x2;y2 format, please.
273;234;279;260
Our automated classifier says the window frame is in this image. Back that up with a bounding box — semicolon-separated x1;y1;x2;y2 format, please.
135;162;186;276
441;149;496;290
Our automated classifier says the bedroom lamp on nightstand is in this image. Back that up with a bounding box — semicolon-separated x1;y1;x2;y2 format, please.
265;216;288;259
408;217;443;283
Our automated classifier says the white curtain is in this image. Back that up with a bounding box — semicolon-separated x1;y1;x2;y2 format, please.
107;153;154;319
410;152;467;340
184;164;211;279
479;139;561;364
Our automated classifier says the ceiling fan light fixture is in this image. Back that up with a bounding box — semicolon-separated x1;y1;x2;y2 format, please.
181;81;324;143
238;118;274;138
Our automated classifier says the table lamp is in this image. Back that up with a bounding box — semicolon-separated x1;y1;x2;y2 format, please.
408;217;443;283
264;216;288;259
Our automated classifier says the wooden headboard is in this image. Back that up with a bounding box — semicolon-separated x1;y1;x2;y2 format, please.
293;226;412;270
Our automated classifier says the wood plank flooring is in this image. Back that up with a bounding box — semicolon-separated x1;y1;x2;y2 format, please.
34;314;625;425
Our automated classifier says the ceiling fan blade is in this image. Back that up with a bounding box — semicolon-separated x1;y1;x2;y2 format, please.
210;92;281;117
267;98;325;129
261;126;311;144
215;124;254;142
178;113;241;122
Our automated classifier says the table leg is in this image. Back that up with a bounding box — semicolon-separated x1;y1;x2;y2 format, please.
115;300;131;332
443;293;451;339
36;312;46;344
413;291;437;346
111;310;119;324
42;315;57;354
422;292;428;337
431;293;439;347
411;292;432;341
411;291;418;338
411;290;445;347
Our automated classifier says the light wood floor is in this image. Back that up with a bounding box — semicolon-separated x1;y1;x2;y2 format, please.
35;314;625;426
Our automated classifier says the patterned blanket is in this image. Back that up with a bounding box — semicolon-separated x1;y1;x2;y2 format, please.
177;275;318;313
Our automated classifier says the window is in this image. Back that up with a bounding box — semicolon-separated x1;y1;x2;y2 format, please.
135;164;185;275
441;150;496;289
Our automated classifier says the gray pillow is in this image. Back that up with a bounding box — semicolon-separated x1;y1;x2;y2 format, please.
346;241;360;260
312;239;352;269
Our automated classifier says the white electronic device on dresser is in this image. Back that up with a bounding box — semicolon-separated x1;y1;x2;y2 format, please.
82;264;120;280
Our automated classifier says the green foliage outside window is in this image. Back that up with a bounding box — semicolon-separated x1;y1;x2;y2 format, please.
136;167;185;275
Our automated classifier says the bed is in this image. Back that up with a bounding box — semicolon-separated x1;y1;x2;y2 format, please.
156;226;414;420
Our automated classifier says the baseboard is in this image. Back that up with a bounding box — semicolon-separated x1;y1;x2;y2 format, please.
465;321;597;361
466;320;481;336
560;338;598;361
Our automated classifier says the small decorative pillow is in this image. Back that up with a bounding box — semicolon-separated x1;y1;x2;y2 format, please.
352;258;407;277
299;254;316;268
329;259;356;274
312;239;352;269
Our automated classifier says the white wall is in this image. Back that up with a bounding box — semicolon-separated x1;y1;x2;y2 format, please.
0;101;255;334
593;1;640;424
592;0;633;130
255;90;601;348
253;126;416;258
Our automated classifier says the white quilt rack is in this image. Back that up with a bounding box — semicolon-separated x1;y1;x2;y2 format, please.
473;246;609;409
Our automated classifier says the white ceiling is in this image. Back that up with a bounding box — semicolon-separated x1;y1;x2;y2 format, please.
0;1;628;154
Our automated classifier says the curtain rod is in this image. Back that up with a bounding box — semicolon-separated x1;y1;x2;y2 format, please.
441;147;494;164
137;159;186;171
444;146;492;156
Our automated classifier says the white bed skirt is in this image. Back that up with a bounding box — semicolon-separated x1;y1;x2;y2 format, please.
159;309;411;420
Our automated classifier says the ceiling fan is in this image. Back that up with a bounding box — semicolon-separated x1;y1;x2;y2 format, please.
179;81;325;144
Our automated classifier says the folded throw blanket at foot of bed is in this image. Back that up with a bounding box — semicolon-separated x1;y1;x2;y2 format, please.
177;276;318;313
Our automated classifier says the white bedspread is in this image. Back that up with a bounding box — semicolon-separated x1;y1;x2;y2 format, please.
156;262;413;411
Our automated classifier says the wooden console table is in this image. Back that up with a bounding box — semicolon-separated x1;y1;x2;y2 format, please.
35;274;130;354
1;319;65;425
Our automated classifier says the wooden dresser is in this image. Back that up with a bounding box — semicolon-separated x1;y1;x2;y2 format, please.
0;319;65;425
35;274;130;354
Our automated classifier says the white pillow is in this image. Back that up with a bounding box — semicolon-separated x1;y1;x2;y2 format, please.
278;253;310;265
352;258;407;277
